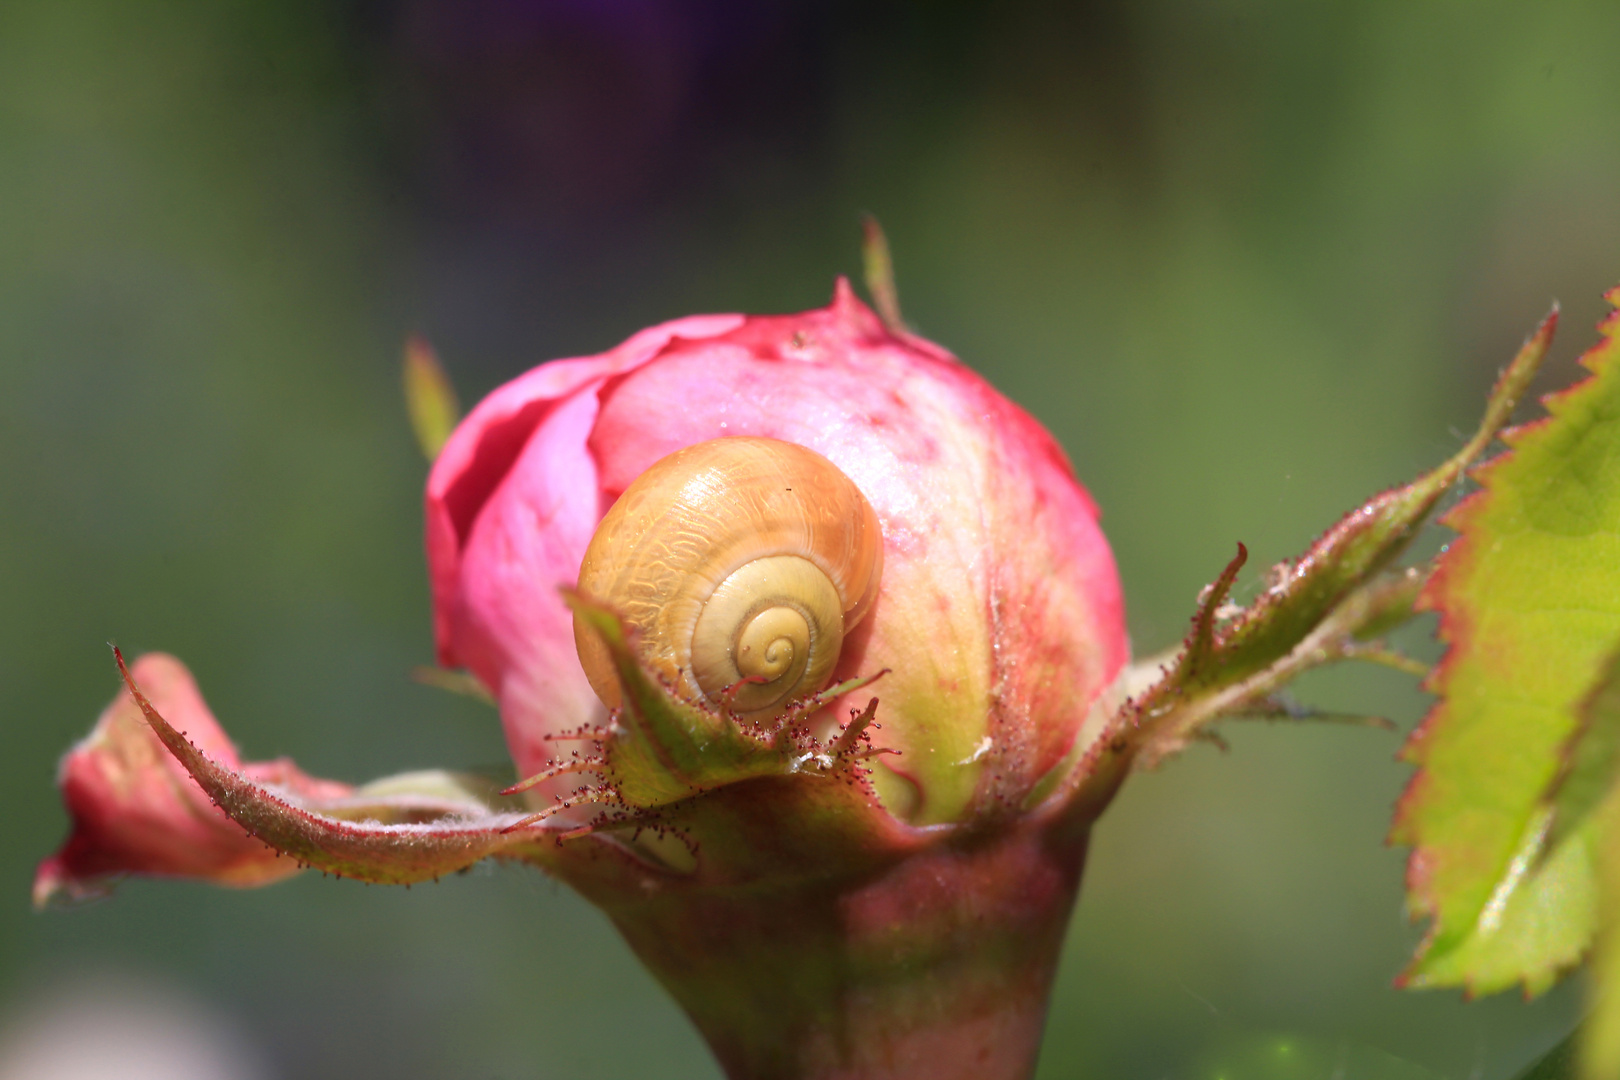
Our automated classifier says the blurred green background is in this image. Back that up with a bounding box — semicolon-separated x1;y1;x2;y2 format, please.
3;2;1617;1077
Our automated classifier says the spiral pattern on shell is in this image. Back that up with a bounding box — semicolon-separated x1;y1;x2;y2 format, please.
574;437;883;722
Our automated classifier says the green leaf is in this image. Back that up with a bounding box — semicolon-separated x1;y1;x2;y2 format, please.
1570;649;1620;1080
1585;833;1620;1080
1551;646;1620;852
1394;287;1620;996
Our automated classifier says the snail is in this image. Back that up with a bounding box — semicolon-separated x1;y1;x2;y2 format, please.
573;436;883;724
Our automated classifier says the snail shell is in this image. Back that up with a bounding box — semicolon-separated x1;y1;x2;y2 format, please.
574;436;883;723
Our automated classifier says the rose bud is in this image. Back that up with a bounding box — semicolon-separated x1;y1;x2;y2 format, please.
426;278;1127;826
423;280;1129;1077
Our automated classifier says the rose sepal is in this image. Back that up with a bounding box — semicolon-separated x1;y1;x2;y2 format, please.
1095;307;1557;770
528;591;893;824
40;648;561;893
